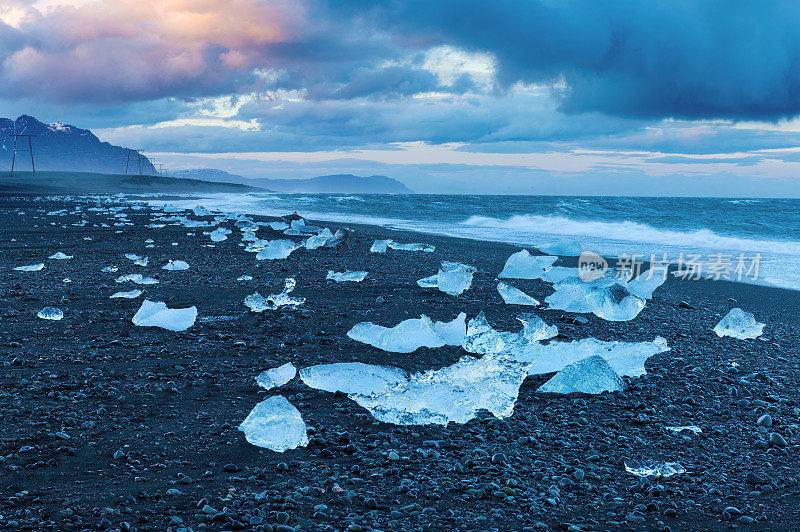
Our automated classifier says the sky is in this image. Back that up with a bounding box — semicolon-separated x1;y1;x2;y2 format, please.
3;0;800;195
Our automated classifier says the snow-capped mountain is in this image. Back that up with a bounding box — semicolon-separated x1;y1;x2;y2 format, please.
0;115;155;175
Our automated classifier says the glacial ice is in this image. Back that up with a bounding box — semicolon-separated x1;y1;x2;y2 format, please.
351;351;530;426
627;271;667;299
371;240;435;253
347;313;467;353
304;228;333;249
102;265;119;273
300;363;408;395
193;205;212;216
210;227;231;242
244;278;305;312
537;240;584;256
115;273;159;285
624;460;685;479
291;218;321;234
267;221;290;231
713;308;764;340
498;250;558;280
14;263;45;272
256;363;297;390
546;275;646;321
370;239;392;253
665;425;702;434
497;282;540;306
536;356;624;395
237;275;253;281
37;307;64;320
132;300;197;331
541;266;580;284
324;229;347;248
461;312;558;357
255;240;299;260
327;270;368;282
416;262;476;296
133;256;148;267
239;396;308;452
110;289;143;299
125;253;141;261
49;252;72;260
162;260;189;271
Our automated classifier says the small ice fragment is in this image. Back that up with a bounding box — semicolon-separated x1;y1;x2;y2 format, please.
193;205;212;216
497;282;540;306
462;312;558;356
627;271;667;299
536;356;624;395
305;228;334;249
665;425;702;434
347;313;466;353
14;263;44;272
37;307;64;320
110;290;143;299
370;239;392;253
115;274;158;285
256;240;299;260
132;300;197;331
537;240;583;256
324;229;347;248
210;227;231;242
498;250;558;279
237;275;253;281
162;260;189;271
244;278;305;311
584;283;646;322
124;253;141;261
300;363;407;395
49;252;72;260
239;396;308;452
256;363;297;390
102;265;119;273
291;218;321;234
713;308;764;340
416;274;438;288
133;256;148;267
326;270;368;282
540;266;579;284
624;460;685;479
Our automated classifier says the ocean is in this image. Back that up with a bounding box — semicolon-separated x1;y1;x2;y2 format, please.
142;193;800;291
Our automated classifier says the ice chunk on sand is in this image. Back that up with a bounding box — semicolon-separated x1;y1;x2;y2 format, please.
210;227;231;242
291;218;322;234
110;289;143;299
14;263;44;272
713;308;764;340
300;363;407;395
627;271;667;299
665;425;702;434
132;300;197;331
256;240;299;260
497;282;540;306
462;312;558;357
239;396;308;452
624;460;685;479
193;205;212;216
115;273;158;285
536;240;583;256
327;270;368;282
351;351;530;425
256;363;297;390
304;228;334;249
244;278;305;312
348;313;467;353
49;252;72;260
546;276;646;321
498;250;558;279
102;265;118;273
520;336;670;377
536;356;624;394
162;260;189;271
125;253;141;261
370;239;392;253
430;262;476;296
133;256;148;267
267;221;290;231
237;275;253;281
390;241;435;252
37;307;64;320
541;266;580;284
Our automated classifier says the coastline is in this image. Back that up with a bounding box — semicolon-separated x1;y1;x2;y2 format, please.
2;193;800;531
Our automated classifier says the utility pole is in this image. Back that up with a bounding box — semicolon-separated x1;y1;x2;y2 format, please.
11;134;36;178
125;149;144;176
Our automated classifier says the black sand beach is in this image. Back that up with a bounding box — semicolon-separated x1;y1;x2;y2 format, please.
3;194;800;531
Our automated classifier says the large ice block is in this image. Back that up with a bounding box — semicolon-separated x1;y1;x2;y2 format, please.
326;270;368;282
536;355;624;394
210;228;231;242
37;307;64;320
498;250;558;280
300;363;408;395
14;263;45;271
624;460;685;479
462;312;558;357
713;308;764;340
370;239;392;253
255;240;299;260
162;260;189;270
244;278;305;312
110;289;143;299
347;313;467;353
115;273;159;285
417;262;476;296
132;300;197;331
239;396;308;452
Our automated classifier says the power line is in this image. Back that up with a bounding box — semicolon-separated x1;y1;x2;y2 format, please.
11;134;36;178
